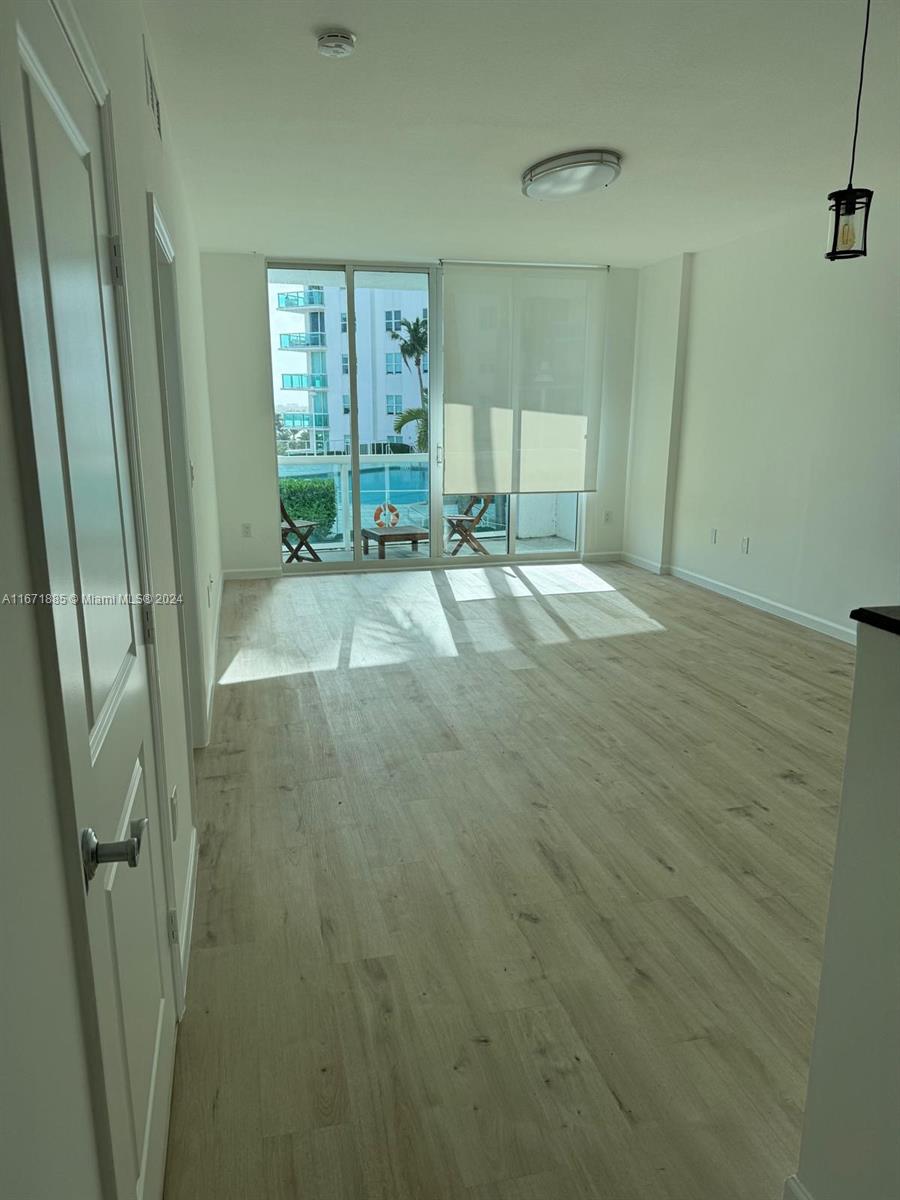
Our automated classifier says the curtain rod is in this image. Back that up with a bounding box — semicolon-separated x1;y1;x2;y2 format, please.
440;259;610;270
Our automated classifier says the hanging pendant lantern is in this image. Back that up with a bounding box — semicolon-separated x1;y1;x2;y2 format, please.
825;0;874;261
826;187;873;259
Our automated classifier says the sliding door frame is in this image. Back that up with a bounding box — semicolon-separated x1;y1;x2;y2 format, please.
267;256;585;575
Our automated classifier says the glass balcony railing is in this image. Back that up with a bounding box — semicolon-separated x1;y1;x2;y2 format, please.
277;289;325;309
279;332;326;348
282;374;328;389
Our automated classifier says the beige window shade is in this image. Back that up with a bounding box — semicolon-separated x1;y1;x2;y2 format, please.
442;264;607;494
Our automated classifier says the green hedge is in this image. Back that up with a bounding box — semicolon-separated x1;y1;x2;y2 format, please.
279;476;337;538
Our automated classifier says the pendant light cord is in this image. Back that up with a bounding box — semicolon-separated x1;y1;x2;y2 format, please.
848;0;872;187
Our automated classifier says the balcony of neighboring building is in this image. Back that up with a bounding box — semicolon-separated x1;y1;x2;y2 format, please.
276;288;325;309
278;331;326;349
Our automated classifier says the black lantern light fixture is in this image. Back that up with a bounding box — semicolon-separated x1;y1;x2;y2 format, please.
826;0;874;260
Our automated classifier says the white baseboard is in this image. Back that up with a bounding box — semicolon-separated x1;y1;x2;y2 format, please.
783;1176;815;1200
222;566;281;580
621;552;668;574
583;551;623;563
176;826;198;1019
666;565;855;644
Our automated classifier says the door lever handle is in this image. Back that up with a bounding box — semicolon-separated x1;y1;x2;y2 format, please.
81;817;149;885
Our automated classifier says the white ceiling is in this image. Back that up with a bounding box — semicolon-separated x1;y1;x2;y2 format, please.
142;0;899;267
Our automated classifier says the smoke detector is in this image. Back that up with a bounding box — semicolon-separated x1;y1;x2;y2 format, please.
317;31;357;59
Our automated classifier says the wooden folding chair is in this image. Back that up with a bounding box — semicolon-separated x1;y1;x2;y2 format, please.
280;501;321;563
445;495;494;556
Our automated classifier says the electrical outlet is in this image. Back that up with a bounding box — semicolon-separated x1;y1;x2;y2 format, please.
169;785;178;840
241;522;252;538
710;527;718;545
603;509;612;525
741;536;750;555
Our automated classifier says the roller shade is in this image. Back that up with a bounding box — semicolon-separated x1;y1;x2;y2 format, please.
442;264;607;494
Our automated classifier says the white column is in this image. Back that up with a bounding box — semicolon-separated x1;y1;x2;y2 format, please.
784;612;900;1200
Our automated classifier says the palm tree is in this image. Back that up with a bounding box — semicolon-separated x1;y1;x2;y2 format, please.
390;316;429;452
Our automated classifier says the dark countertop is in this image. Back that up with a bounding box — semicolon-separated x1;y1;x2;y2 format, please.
850;606;900;637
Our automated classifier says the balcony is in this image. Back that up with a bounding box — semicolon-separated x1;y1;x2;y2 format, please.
279;332;326;349
277;289;325;309
281;374;328;389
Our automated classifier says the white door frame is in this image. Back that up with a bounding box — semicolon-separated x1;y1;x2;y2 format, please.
147;192;208;757
0;4;185;1186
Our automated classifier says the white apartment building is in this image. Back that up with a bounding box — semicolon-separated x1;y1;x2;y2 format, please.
267;274;429;455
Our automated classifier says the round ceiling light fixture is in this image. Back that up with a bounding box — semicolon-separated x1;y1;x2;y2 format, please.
316;31;357;58
521;150;621;199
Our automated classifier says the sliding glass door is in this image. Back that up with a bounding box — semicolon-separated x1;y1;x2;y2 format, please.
269;267;354;562
352;270;432;561
268;263;440;567
267;261;582;569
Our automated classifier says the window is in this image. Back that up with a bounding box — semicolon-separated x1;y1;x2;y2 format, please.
281;411;312;428
386;435;402;445
385;309;401;332
310;351;327;375
282;374;303;389
422;352;429;374
343;434;351;453
314;431;329;454
342;394;350;414
422;307;428;320
341;354;349;375
386;352;402;374
340;311;348;333
309;311;325;334
386;394;403;415
312;393;329;427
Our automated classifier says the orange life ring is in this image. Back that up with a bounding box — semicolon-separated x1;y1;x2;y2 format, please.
373;502;399;528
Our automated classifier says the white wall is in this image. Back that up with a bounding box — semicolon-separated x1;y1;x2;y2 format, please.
622;254;690;571
671;207;900;638
201;252;281;575
584;267;638;557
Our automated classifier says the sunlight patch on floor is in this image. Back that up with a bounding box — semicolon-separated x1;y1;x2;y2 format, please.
217;638;342;684
216;563;663;684
445;562;616;602
348;600;458;668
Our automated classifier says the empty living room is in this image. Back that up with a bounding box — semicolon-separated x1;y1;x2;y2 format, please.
1;1;898;1199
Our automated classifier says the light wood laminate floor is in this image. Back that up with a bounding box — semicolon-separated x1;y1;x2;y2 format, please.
164;563;853;1200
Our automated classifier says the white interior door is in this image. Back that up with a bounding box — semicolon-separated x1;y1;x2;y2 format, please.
5;7;176;1198
149;198;208;749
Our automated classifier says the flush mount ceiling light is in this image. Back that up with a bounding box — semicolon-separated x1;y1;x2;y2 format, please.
521;150;621;199
316;31;357;58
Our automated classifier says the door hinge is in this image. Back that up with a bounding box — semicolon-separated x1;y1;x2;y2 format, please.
141;602;154;645
167;909;179;944
108;234;124;286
